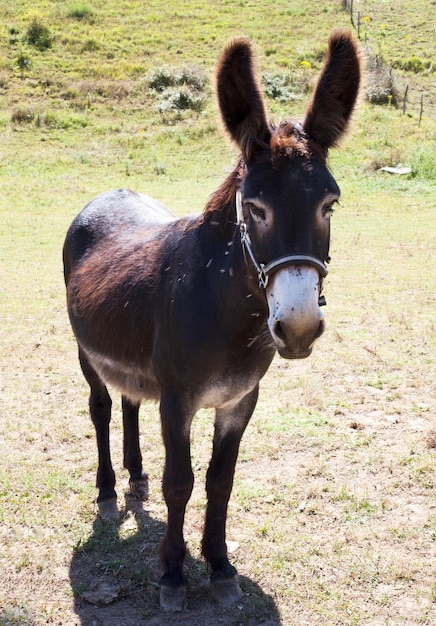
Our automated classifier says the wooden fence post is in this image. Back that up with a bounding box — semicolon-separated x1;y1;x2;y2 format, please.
419;94;424;127
402;85;409;115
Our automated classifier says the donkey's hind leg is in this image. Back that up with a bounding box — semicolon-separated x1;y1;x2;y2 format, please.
78;348;118;520
122;395;149;501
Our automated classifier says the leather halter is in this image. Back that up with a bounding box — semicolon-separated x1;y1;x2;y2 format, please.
236;189;328;305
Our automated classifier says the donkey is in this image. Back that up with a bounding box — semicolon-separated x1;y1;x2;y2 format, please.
63;31;361;610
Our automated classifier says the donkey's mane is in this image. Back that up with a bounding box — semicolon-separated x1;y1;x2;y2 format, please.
201;158;246;226
270;120;327;161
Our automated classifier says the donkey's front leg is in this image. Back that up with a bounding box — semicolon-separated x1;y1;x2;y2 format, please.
202;386;259;604
159;391;194;611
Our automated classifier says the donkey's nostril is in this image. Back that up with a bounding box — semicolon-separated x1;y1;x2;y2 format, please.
315;318;325;339
273;314;325;345
273;320;286;343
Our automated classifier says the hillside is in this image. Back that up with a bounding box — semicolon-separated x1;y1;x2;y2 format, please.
1;1;435;124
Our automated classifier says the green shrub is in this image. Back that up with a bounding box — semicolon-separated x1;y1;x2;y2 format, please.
176;67;206;92
157;86;204;113
408;143;436;179
39;110;88;129
8;27;20;46
26;18;53;51
11;107;90;129
149;66;206;120
262;69;313;101
16;50;32;72
148;66;206;93
81;39;100;52
262;72;297;102
393;56;433;73
11;108;35;124
148;68;175;92
297;45;326;67
366;55;400;106
67;4;93;20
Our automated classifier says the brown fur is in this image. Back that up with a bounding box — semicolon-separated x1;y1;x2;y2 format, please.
63;32;362;609
269;121;328;163
304;29;362;149
206;31;361;228
201;159;246;226
215;38;270;160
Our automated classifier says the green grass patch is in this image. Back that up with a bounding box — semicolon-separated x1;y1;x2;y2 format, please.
66;4;94;20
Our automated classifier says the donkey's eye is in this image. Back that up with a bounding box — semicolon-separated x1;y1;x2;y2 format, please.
322;202;336;218
247;203;266;221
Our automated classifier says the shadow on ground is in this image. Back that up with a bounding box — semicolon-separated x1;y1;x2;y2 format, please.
69;494;282;625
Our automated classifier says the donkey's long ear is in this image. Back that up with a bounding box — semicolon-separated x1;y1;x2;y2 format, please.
216;38;270;160
304;30;361;150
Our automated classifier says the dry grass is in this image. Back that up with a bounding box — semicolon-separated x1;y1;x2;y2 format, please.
0;162;435;624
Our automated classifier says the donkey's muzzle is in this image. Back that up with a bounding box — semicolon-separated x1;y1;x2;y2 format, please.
266;266;326;359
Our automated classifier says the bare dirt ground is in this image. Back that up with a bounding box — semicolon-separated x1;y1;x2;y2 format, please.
1;292;435;625
1;167;435;625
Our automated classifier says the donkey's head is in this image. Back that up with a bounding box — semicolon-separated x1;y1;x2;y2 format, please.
216;31;361;358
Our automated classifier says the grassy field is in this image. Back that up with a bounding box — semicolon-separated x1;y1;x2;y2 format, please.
0;1;435;625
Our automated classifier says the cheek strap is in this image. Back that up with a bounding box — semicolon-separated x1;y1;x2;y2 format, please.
236;189;328;302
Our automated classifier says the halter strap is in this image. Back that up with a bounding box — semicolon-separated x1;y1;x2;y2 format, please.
236;189;328;301
263;254;328;279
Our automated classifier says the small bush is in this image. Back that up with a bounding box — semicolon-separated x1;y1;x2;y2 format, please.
9;27;20;46
11;108;89;129
36;110;88;129
26;18;53;51
11;108;35;124
297;45;326;67
157;86;204;113
393;56;433;73
176;68;206;92
148;66;206;93
366;55;400;106
148;68;175;92
262;70;313;101
262;72;297;102
408;143;436;179
81;39;100;52
149;66;206;120
67;4;93;20
16;50;32;72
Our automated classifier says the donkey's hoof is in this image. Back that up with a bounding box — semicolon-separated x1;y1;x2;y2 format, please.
211;574;243;605
98;498;119;521
129;474;149;501
160;584;187;612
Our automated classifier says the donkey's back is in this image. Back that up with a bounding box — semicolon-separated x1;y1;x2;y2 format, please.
63;188;187;403
63;188;174;274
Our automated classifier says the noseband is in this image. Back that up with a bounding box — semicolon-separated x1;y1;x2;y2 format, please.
236;189;328;306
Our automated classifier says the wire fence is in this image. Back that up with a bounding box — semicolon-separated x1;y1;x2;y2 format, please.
341;0;429;125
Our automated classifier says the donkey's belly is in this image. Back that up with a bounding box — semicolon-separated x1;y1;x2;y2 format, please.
197;369;265;411
85;348;160;403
